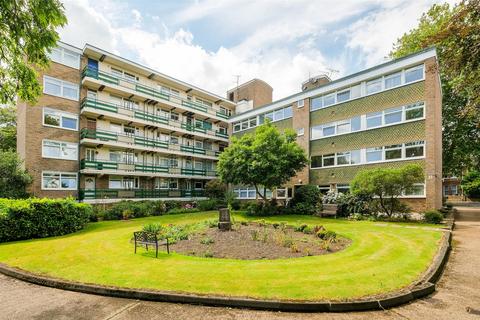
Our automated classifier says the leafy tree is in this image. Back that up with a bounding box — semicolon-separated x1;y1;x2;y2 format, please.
350;164;424;216
0;0;66;105
0;150;31;198
289;185;322;215
217;121;308;201
205;179;227;200
0;105;17;151
461;170;480;198
390;1;480;176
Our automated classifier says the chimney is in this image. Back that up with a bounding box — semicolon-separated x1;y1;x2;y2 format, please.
302;74;331;91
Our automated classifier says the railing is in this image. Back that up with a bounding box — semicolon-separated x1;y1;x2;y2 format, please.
80;128;221;158
79;188;206;200
81;97;229;140
80;159;217;177
81;66;232;120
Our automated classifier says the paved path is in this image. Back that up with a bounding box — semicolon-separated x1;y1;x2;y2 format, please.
1;207;479;320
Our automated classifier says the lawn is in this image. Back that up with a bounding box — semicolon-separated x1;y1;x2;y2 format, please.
0;211;443;301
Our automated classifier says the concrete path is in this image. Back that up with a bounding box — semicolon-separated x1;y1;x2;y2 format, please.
1;207;479;320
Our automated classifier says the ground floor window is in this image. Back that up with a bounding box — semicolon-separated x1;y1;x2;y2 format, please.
234;186;257;199
154;178;178;189
318;185;331;195
403;183;425;197
194;181;204;189
42;172;77;190
109;177;139;189
276;188;287;198
336;184;350;194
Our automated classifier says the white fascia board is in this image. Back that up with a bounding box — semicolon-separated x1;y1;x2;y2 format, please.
229;48;437;123
57;41;83;54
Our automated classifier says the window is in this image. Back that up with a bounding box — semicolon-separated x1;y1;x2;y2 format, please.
109;177;122;189
155;178;178;189
311;155;322;168
284;106;292;118
311;97;323;110
336;121;350;134
351;116;362;132
194;181;204;189
43;76;79;101
404;183;425;196
336;152;351;165
336;184;350;194
323;94;335;107
170;112;179;121
366;78;382;94
384;72;401;89
384;107;402;125
234;123;241;132
43;108;78;131
366;147;383;162
42;140;78;160
351;150;361;164
234;187;257;199
42;172;77;190
323;154;335;167
170;136;179;145
405;102;424;120
249;117;257;127
311;125;322;140
337;90;350;103
366;112;382;128
350;84;361;99
384;144;402;160
258;114;265;124
297;99;304;108
405;65;424;83
122;177;139;189
273;109;283;121
48;47;80;69
265;112;274;122
405;141;424;158
322;123;335;137
296;128;304;136
318;185;330;195
277;188;287;198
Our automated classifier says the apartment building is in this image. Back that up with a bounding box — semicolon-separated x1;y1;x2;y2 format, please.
17;42;235;203
230;48;442;211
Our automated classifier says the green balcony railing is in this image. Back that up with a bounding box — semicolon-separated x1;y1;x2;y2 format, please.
80;159;217;177
81;66;232;120
79;188;206;200
81;97;229;140
80;128;221;158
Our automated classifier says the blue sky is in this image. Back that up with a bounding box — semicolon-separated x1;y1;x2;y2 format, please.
59;0;454;100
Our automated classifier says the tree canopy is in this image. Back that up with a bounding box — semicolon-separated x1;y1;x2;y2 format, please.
0;150;31;198
0;0;66;105
217;122;308;200
350;164;424;216
0;105;17;151
461;170;480;198
390;0;480;176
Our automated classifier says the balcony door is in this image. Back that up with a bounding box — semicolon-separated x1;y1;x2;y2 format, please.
85;177;95;191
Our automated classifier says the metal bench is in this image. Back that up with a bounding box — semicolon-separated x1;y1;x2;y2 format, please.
133;231;170;258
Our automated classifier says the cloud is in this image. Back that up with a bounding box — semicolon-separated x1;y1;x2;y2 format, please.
57;0;453;100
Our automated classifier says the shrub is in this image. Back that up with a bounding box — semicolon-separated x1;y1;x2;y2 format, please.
424;210;443;224
142;223;163;234
245;201;281;216
167;207;200;215
0;197;92;242
322;191;343;204
164;200;182;212
205;179;227;200
336;192;373;217
197;199;218;211
289;185;322;215
317;229;337;240
461;171;480;198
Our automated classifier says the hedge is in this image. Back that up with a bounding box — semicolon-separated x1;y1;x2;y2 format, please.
0;198;92;242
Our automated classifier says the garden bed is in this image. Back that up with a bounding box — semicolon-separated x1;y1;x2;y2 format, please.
170;222;350;259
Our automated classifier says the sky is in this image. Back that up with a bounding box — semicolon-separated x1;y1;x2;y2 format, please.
58;0;454;100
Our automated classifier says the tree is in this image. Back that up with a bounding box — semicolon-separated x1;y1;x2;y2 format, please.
0;150;31;198
0;105;17;151
289;185;322;215
461;170;480;198
0;0;66;105
390;1;480;176
350;164;424;216
217;121;308;201
205;179;227;200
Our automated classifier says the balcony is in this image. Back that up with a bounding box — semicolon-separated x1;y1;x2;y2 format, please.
80;159;217;178
79;188;206;200
80;128;222;159
81;97;229;142
81;66;232;121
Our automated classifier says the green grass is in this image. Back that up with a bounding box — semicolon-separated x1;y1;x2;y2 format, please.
0;212;443;301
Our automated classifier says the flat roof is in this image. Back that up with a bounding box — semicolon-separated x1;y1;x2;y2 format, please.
229;47;437;122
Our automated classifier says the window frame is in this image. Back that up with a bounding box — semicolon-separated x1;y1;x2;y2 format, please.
42;139;78;161
41;171;78;190
42;108;79;131
43;76;79;101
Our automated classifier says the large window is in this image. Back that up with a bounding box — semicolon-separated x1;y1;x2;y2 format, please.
42;140;78;160
384;72;401;89
155;178;178;189
405;141;424;158
234;186;257;199
366;111;382;128
43;76;79;101
48;47;80;69
404;183;425;196
43;108;78;131
405;65;424;83
42;172;77;190
232;105;293;133
366;78;382;94
366;147;383;162
384;107;402;125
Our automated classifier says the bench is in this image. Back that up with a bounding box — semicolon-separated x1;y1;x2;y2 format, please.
133;231;170;258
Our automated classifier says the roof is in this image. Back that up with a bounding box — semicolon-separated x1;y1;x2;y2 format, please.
226;78;273;93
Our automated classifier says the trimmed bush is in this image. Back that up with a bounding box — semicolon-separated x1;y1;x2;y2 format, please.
0;197;92;242
102;200;166;220
424;210;443;224
167;207;200;215
289;185;322;215
197;199;218;211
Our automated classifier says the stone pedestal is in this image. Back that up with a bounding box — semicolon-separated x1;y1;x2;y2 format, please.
218;208;231;231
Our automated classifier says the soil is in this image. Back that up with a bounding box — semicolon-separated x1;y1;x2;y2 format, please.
169;222;351;260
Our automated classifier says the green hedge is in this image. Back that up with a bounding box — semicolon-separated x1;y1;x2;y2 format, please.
0;198;92;242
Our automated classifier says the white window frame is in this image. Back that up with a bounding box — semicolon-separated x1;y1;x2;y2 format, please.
43;76;79;101
42;139;78;161
41;171;78;190
42;107;79;131
48;47;80;69
297;99;304;108
296;127;305;136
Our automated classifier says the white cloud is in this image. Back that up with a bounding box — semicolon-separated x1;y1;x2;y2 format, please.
57;0;453;100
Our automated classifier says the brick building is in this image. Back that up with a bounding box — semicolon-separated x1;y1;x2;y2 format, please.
17;43;443;211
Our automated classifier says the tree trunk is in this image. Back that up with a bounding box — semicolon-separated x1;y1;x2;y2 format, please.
254;184;266;201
